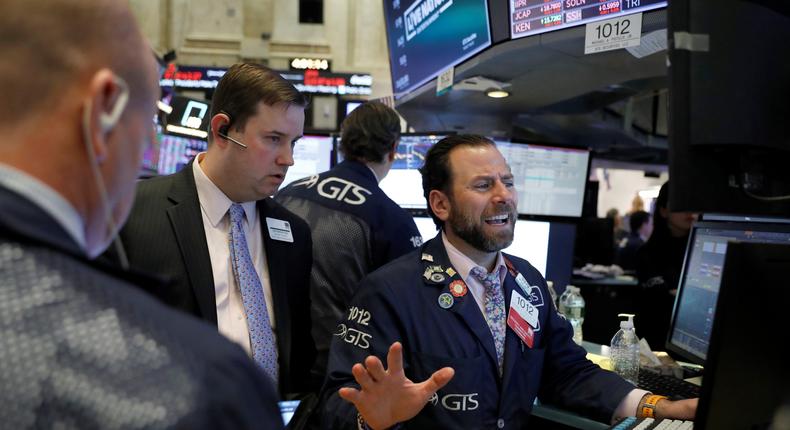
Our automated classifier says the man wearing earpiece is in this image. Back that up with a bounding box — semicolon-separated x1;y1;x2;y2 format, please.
116;63;318;399
0;0;283;427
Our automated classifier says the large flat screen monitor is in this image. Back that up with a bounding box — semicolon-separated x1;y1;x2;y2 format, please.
694;241;790;430
384;0;492;98
378;133;447;209
414;215;577;291
280;134;335;189
141;132;207;177
509;0;666;40
496;142;590;217
666;217;790;364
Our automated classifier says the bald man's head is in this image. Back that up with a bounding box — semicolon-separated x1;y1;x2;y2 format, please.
0;0;152;125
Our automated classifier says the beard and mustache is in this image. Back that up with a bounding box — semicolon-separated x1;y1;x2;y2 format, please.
446;200;517;253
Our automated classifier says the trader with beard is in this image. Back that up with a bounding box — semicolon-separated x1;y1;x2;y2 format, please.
319;135;697;429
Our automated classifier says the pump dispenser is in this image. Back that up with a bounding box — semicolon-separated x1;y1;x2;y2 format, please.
610;313;639;384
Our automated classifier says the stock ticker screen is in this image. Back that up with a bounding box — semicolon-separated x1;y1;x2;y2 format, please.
384;0;491;98
509;0;666;40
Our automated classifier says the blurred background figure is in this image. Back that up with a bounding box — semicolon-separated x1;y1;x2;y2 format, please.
606;207;628;245
636;181;699;348
615;210;651;271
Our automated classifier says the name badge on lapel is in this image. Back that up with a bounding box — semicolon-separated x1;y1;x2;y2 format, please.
266;217;294;242
507;289;538;348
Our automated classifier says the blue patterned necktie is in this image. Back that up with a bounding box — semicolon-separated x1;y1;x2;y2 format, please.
470;265;506;375
228;203;278;384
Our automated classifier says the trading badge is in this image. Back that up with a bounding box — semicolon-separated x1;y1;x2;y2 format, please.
446;267;457;277
448;280;468;297
421;253;434;262
430;273;446;283
423;267;434;281
437;293;454;309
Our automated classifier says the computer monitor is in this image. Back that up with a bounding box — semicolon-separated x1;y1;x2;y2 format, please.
496;142;590;217
573;217;615;266
280;134;335;189
140;132;207;177
383;0;492;98
413;215;576;291
666;217;790;364
695;241;790;429
378;133;447;209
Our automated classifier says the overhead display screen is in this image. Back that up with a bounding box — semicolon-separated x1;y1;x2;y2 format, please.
384;0;492;98
509;0;666;40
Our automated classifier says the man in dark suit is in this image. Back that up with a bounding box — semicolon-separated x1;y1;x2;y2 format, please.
117;63;317;398
0;0;282;427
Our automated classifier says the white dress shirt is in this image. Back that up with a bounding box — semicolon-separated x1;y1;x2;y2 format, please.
192;154;277;357
441;232;646;421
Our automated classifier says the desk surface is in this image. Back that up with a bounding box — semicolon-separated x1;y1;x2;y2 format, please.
571;276;639;287
530;342;613;430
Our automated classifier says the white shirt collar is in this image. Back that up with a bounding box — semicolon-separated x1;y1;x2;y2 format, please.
192;154;256;224
442;231;507;283
0;163;86;251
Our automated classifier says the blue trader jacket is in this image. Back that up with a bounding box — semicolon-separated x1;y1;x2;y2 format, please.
320;236;634;429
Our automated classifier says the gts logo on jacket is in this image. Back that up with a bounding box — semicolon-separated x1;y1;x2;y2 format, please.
293;175;371;205
428;392;479;411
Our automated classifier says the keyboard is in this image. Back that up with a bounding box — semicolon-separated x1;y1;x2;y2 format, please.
637;371;700;400
611;417;694;430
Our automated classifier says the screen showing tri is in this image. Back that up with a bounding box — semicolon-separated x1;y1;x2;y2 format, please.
509;0;666;40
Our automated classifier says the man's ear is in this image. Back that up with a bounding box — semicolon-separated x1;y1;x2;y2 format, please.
209;113;232;147
429;189;451;223
85;69;126;163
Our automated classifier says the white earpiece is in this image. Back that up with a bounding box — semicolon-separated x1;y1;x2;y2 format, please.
100;77;130;132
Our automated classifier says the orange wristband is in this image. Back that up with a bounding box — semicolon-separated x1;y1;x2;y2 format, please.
639;394;668;419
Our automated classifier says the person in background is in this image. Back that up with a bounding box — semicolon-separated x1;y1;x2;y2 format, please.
636;181;699;348
275;101;422;382
115;63;317;398
615;210;652;271
319;135;697;429
0;0;282;427
607;207;628;245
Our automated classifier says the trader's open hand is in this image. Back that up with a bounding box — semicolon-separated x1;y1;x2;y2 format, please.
338;342;455;430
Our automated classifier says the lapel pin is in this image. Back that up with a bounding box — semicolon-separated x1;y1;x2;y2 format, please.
448;280;468;297
446;267;457;277
438;293;454;309
430;273;446;283
421;253;434;262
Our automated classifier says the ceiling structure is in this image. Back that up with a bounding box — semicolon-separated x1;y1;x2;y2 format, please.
395;9;670;165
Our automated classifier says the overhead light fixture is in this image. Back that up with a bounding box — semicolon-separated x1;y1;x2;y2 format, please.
452;75;512;99
486;88;510;98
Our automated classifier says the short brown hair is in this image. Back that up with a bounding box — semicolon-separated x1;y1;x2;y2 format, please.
339;101;401;163
210;63;308;137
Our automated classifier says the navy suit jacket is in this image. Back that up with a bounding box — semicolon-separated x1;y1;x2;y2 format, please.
115;163;317;396
320;236;634;429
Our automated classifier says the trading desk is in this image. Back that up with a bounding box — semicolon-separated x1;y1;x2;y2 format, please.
530;342;612;430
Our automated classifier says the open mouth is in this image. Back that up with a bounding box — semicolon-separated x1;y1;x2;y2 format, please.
484;213;510;226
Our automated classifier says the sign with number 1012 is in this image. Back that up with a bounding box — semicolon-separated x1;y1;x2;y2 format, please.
584;13;643;55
